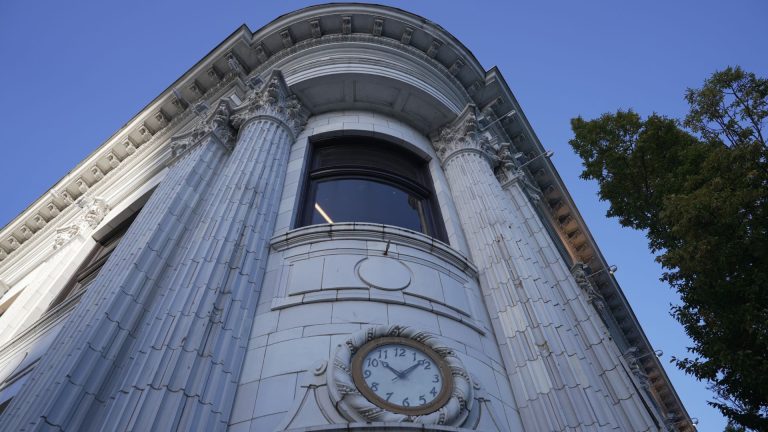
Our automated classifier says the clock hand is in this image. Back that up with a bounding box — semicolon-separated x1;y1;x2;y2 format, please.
380;361;404;378
392;360;423;381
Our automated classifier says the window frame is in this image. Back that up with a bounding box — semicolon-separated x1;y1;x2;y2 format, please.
297;136;447;242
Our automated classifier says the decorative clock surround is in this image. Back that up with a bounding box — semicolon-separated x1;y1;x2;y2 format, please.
328;325;474;426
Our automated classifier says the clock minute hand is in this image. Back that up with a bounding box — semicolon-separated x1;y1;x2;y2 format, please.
392;360;423;381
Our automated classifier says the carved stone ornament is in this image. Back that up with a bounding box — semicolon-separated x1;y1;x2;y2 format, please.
328;325;474;426
52;197;110;250
81;197;110;228
230;70;309;137
226;52;245;77
623;347;651;390
432;106;495;166
571;263;608;313
53;225;80;250
169;99;236;161
492;141;517;184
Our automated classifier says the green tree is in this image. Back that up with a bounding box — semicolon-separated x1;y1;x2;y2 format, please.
569;67;767;430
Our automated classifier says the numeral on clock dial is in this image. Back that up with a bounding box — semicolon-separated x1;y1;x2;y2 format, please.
357;342;446;411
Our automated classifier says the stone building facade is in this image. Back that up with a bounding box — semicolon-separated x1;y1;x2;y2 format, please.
0;4;693;431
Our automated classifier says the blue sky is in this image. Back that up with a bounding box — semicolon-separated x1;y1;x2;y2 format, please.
1;1;766;430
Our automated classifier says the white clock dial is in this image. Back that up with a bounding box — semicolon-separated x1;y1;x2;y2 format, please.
352;337;452;415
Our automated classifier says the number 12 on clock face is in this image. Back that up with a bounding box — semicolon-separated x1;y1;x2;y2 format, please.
355;340;449;413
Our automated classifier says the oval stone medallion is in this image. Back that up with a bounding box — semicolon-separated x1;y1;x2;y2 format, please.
357;256;411;290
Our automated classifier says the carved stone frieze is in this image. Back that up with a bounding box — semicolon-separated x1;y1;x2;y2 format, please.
230;71;309;137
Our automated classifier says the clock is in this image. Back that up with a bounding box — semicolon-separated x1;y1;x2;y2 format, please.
328;325;475;425
351;336;452;415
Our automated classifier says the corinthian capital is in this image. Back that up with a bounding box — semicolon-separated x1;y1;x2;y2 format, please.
431;105;495;165
169;99;236;161
231;70;309;137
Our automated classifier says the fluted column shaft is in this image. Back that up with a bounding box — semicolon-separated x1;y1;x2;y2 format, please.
0;71;307;432
0;133;230;432
91;113;299;431
433;108;652;431
499;175;657;431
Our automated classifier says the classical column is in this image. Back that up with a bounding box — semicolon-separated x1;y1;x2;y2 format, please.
432;106;651;431
0;71;308;432
497;169;658;431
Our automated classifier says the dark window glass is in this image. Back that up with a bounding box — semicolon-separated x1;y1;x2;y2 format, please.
299;137;446;241
0;398;10;415
310;178;425;231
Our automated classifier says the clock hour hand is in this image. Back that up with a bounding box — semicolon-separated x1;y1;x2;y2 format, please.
392;360;423;381
380;361;404;378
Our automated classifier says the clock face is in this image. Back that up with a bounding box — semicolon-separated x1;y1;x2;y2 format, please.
351;337;452;415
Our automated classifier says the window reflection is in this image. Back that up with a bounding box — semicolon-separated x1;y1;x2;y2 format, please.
311;178;425;232
299;137;446;241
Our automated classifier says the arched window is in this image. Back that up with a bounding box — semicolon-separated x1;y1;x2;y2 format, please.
298;137;446;242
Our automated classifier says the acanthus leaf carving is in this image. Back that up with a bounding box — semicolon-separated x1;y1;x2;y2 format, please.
230;70;309;137
52;197;110;250
168;99;236;161
431;106;495;166
53;225;80;250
